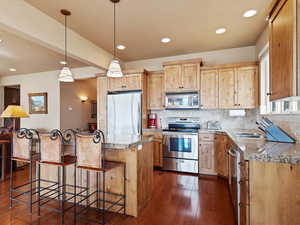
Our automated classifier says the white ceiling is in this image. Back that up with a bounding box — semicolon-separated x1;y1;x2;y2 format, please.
25;0;272;61
0;28;88;76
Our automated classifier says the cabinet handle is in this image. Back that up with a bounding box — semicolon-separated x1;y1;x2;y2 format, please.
266;92;272;96
122;85;126;88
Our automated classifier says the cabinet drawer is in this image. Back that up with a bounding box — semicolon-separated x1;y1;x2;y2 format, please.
199;133;215;141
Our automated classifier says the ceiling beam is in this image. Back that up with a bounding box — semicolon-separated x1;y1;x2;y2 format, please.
0;0;114;70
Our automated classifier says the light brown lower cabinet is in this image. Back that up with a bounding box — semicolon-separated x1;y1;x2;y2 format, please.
153;138;163;167
143;131;163;167
215;134;228;178
249;161;300;225
198;133;217;175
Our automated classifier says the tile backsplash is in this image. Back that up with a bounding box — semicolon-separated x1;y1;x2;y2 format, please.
152;109;258;130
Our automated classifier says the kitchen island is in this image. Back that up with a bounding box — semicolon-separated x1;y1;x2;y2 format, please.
39;135;154;217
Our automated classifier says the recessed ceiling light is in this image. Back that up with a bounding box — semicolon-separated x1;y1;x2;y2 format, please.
60;61;67;65
117;45;126;50
161;37;171;43
215;28;226;34
243;9;257;18
9;68;16;72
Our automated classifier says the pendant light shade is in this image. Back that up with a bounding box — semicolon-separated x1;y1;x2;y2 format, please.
107;59;123;78
58;66;74;82
107;0;123;78
59;9;74;82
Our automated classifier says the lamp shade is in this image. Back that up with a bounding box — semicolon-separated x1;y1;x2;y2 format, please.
1;105;29;118
58;66;74;82
107;59;123;78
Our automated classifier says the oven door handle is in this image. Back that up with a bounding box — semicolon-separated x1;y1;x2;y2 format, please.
228;148;237;157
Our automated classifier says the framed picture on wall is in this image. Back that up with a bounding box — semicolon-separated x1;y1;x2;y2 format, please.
28;92;48;114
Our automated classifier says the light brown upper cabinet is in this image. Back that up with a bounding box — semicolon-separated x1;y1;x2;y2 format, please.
269;0;298;101
200;69;219;109
147;71;164;110
163;65;182;92
163;58;202;92
218;68;236;109
181;63;200;91
236;66;258;108
201;62;258;109
108;74;142;92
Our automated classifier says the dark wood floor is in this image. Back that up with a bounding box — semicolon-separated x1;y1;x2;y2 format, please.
0;168;235;225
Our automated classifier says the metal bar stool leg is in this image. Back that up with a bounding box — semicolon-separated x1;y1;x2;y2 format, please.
73;164;77;225
29;161;33;214
86;170;90;207
57;166;61;223
9;157;13;209
102;170;105;225
96;171;99;209
38;162;41;216
62;165;66;224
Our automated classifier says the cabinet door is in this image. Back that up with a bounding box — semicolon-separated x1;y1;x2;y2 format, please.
218;68;236;109
153;139;163;167
147;73;164;110
201;69;218;109
269;0;294;101
181;63;199;91
125;74;142;90
199;141;216;175
216;135;228;178
236;66;258;109
164;65;182;92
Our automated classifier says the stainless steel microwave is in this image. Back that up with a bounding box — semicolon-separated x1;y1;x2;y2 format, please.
165;92;199;110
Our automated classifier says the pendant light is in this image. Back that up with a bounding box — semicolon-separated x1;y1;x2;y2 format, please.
58;9;74;82
107;0;123;78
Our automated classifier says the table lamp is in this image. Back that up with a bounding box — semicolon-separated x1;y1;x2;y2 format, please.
1;105;29;131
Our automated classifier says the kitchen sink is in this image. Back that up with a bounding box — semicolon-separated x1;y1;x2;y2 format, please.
234;132;264;139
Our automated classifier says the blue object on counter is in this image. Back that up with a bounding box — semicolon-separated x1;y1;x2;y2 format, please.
265;124;296;143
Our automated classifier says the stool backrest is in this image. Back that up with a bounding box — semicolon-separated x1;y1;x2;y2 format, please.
13;129;39;160
76;130;105;169
40;130;63;163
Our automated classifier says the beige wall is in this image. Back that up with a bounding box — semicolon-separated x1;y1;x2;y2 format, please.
124;46;257;71
256;25;269;56
0;70;60;130
60;79;97;131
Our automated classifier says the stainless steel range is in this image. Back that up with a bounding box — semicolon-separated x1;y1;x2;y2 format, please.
162;117;200;174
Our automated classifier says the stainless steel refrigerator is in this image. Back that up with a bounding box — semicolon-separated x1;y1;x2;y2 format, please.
107;91;142;136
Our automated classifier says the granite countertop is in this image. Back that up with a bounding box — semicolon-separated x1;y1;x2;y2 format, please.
103;134;154;150
225;130;300;165
144;127;300;164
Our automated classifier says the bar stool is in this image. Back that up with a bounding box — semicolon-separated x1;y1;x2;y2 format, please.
10;128;40;214
38;129;78;224
75;130;126;225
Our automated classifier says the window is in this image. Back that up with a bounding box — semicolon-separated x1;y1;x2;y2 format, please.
260;49;270;114
259;46;300;115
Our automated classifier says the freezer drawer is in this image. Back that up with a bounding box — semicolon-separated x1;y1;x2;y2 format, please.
163;158;198;174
